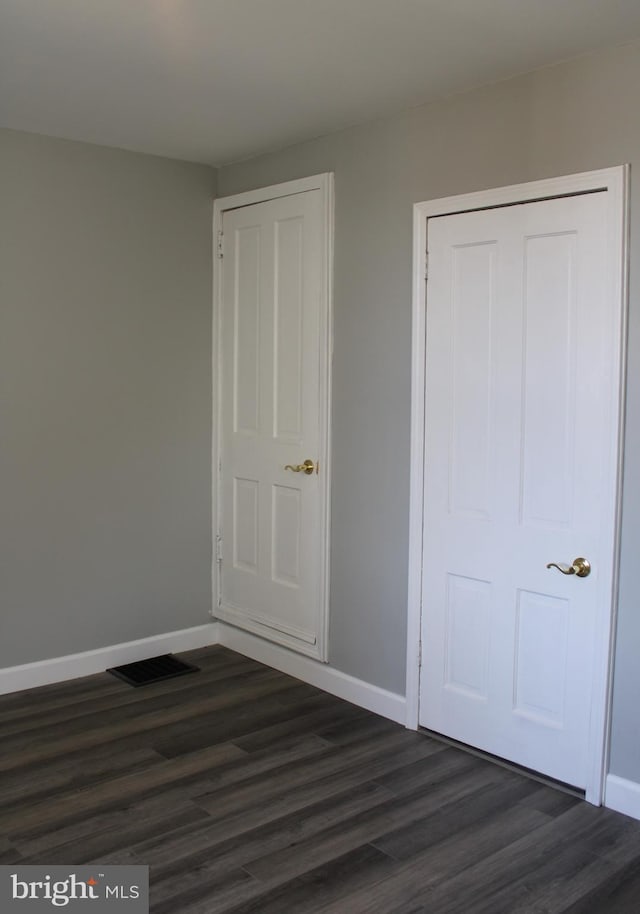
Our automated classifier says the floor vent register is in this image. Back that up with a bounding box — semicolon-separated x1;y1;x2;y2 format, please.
107;654;200;687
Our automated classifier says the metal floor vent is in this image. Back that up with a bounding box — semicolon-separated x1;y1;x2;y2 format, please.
106;654;199;687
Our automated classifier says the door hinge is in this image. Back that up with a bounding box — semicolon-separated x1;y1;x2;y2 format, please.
424;251;429;281
217;230;224;259
418;641;423;669
216;534;223;563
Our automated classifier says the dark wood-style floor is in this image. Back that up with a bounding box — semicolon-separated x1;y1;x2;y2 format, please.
2;645;640;913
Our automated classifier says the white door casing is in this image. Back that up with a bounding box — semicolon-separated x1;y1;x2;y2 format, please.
213;175;333;660
406;168;628;804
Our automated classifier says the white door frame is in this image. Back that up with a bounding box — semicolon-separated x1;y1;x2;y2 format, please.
406;166;629;804
211;174;334;660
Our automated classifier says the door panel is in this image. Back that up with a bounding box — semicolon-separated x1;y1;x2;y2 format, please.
521;232;576;527
419;192;610;789
444;573;491;699
233;225;261;435
274;216;304;441
449;242;495;519
218;189;327;657
513;588;569;726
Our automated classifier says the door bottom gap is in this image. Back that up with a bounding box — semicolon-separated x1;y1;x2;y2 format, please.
418;727;585;799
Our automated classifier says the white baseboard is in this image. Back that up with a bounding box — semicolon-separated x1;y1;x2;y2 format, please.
0;619;407;727
604;774;640;821
216;621;407;724
0;623;219;695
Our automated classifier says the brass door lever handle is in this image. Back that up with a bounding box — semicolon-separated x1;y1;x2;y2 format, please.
546;557;591;578
284;459;318;475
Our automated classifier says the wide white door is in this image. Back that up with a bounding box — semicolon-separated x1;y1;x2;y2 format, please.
419;191;617;789
217;189;328;658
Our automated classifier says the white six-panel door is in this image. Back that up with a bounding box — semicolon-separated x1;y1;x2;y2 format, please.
216;185;330;658
419;191;618;790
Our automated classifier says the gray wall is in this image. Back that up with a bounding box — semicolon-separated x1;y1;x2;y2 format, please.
217;40;640;782
0;129;216;667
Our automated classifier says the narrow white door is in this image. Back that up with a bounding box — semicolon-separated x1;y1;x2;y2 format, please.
419;192;617;789
217;189;329;658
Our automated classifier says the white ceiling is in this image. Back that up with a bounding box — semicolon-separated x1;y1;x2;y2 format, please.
2;0;640;166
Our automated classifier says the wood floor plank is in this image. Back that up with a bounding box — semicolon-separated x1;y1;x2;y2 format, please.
19;802;213;866
394;842;605;914
0;746;166;810
0;847;24;864
229;699;372;753
152;689;338;758
2;644;640;914
227;844;399;914
561;856;640;914
515;783;583;818
150;867;258;914
0;836;23;864
0;653;265;738
0;666;284;753
482;849;620;914
84;849;144;867
315;802;553;914
0;670;291;772
314;712;403;746
0;646;245;725
7;741;245;838
366;801;640;914
138;780;395;873
65;684;337;765
149;857;261;911
143;750;482;894
370;775;544;861
0;671;126;717
155;844;398;914
242;751;509;883
15;733;333;857
16;786;217;858
194;729;441;823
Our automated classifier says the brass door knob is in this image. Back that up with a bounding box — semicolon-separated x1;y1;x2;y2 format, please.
284;459;318;475
546;557;591;578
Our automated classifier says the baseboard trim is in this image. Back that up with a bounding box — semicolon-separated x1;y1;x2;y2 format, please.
216;621;406;724
1;619;407;725
604;774;640;821
0;623;219;695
